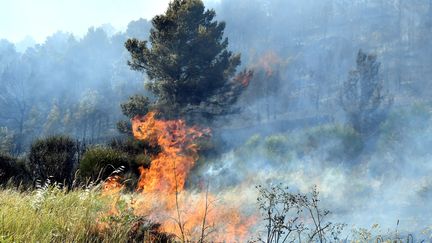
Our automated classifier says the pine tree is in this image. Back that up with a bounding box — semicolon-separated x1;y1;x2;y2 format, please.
125;0;252;124
340;50;392;136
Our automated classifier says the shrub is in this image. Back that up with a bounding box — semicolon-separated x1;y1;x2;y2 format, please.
79;146;131;181
109;137;161;174
110;137;160;158
245;134;262;148
305;125;363;160
254;184;346;242
28;135;77;185
264;134;288;158
0;154;29;186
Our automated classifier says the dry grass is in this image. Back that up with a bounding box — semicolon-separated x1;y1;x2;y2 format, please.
0;184;130;242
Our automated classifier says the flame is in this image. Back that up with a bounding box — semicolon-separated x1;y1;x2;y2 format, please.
255;51;283;77
128;111;255;241
97;175;124;233
102;175;123;216
98;111;256;241
235;69;254;87
132;111;208;194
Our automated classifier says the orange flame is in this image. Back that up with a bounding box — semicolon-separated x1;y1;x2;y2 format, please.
132;111;209;194
100;111;256;241
255;51;283;77
102;175;123;216
131;111;256;241
236;69;254;87
97;175;124;232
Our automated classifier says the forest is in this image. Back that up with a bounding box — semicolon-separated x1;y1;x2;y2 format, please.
1;0;432;242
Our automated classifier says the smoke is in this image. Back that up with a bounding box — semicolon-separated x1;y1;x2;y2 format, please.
1;0;432;239
189;103;432;237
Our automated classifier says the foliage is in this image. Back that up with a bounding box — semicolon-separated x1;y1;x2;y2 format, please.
110;137;159;156
117;94;151;134
239;125;363;165
305;125;364;160
0;153;29;186
125;0;252;124
121;95;151;119
79;146;130;181
28;135;77;185
340;49;392;137
264;135;289;159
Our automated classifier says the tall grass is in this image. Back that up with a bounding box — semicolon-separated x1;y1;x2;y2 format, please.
0;184;128;242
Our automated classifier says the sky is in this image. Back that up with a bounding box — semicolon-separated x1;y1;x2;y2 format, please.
0;0;178;43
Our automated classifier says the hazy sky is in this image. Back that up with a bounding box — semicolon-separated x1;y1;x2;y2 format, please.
0;0;192;43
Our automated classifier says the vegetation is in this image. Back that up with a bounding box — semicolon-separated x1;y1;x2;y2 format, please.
340;50;392;137
254;184;345;243
125;0;252;124
237;124;363;165
0;0;431;241
0;185;173;242
0;153;29;185
79;146;130;181
28;135;77;185
117;94;151;134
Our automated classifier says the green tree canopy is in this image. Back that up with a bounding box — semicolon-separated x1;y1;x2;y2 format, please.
125;0;252;124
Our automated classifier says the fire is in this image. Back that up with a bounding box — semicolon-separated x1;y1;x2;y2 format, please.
99;111;256;241
102;175;123;216
236;69;254;87
255;51;283;76
131;111;208;194
130;111;255;241
97;175;124;232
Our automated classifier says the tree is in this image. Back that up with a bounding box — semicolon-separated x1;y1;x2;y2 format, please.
43;100;61;135
340;50;392;136
0;127;14;154
0;59;37;154
125;0;252;124
73;90;110;143
117;95;150;134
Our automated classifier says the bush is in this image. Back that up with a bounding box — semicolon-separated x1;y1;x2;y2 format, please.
79;146;131;181
109;137;161;173
305;125;363;160
29;135;77;185
264;134;288;158
110;137;160;158
0;154;29;186
245;134;262;148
